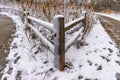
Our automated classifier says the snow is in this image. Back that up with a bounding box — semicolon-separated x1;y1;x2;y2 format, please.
65;20;120;80
96;12;120;21
54;15;64;18
0;4;22;14
0;11;120;80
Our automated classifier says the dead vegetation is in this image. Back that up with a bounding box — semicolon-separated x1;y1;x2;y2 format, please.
19;0;85;22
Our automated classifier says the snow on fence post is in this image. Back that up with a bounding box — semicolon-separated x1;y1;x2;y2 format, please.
54;15;65;71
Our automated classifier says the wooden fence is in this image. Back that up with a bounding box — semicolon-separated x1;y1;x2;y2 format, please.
24;12;87;71
0;7;88;71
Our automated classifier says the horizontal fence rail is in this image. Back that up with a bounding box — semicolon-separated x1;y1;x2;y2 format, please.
65;16;85;31
27;16;55;32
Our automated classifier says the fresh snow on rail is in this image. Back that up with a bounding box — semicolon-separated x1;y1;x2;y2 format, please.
27;16;55;32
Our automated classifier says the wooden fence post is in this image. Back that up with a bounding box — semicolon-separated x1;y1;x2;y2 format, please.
24;11;32;25
54;15;65;71
83;13;87;33
84;13;87;29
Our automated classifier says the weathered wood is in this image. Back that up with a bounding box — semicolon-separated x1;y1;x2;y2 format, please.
83;13;87;33
54;15;65;71
65;16;85;32
27;16;55;32
25;12;31;24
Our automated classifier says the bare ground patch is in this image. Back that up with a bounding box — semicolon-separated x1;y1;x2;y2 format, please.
0;14;15;78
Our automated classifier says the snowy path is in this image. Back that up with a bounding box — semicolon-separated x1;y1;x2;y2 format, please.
97;14;120;47
0;14;15;78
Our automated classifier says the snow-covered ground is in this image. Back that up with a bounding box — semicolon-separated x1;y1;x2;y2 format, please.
0;12;120;80
96;12;120;21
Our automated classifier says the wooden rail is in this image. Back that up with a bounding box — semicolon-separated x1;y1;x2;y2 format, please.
27;16;55;32
65;16;85;31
